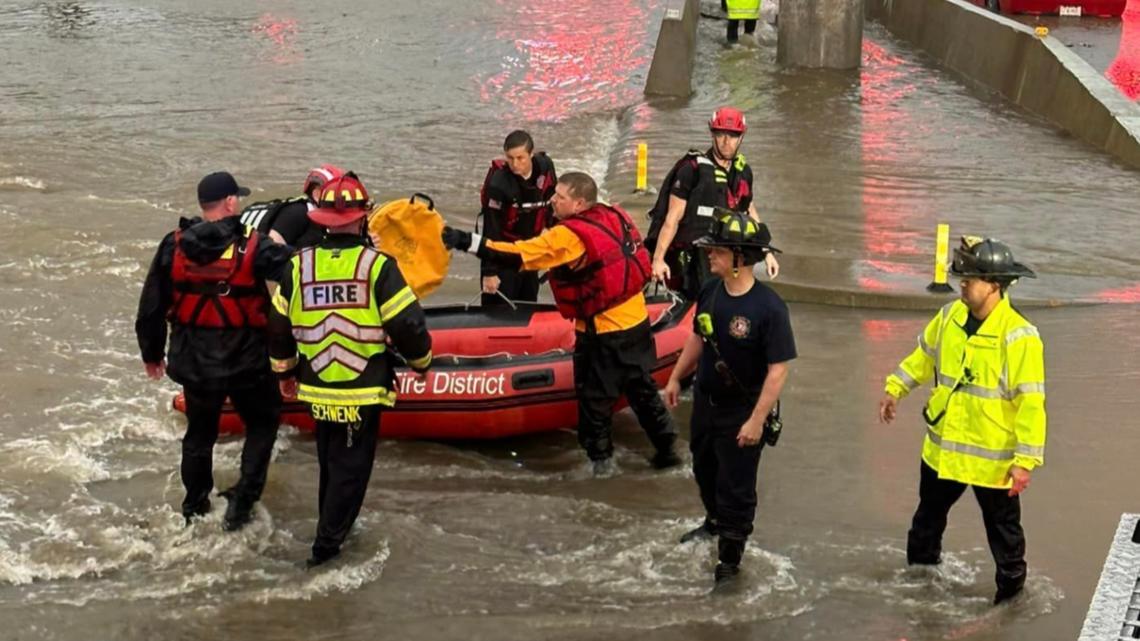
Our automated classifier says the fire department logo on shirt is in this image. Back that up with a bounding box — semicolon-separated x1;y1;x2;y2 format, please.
729;315;751;339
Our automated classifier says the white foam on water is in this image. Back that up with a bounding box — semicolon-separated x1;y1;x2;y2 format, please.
84;193;180;213
788;539;1064;630
247;544;391;603
0;501;157;586
556;114;623;201
0;437;111;484
0;176;46;191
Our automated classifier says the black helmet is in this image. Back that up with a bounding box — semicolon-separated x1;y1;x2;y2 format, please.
950;236;1035;284
693;209;781;262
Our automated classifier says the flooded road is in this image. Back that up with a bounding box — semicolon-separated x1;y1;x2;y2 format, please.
1;2;1138;640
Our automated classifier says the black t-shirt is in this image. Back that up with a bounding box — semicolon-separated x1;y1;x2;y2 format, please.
693;279;796;401
669;149;754;213
963;313;983;338
269;200;324;248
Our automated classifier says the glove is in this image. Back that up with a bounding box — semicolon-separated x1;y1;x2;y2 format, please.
442;226;472;252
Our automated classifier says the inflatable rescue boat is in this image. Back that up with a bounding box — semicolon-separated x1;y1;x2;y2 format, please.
172;294;694;439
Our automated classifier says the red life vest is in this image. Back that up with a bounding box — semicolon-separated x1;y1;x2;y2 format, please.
548;204;651;321
168;231;269;328
479;152;557;241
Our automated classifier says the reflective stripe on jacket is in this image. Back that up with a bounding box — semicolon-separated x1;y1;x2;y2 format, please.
283;245;412;407
884;298;1047;488
726;0;761;20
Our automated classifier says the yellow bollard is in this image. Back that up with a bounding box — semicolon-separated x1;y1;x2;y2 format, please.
1035;25;1049;38
927;223;954;293
636;142;648;192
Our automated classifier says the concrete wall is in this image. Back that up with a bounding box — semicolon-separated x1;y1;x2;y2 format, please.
866;0;1140;169
778;0;865;69
644;0;701;97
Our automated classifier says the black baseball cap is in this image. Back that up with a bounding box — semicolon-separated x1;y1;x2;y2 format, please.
197;171;251;204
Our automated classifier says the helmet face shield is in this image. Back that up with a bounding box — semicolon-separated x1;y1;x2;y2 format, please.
948;235;1036;282
950;245;984;278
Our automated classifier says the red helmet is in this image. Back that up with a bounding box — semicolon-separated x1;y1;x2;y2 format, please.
307;172;371;227
709;107;747;134
302;163;346;200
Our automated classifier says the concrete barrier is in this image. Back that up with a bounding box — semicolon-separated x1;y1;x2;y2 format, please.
644;0;701;97
778;0;865;69
866;0;1140;170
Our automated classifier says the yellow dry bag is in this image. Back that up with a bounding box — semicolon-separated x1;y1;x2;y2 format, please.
368;193;449;299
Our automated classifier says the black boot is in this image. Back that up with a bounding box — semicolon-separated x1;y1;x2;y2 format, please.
679;519;718;544
718;536;746;566
650;447;682;470
994;578;1025;605
713;537;746;589
223;495;256;532
305;545;341;569
591;457;617;478
182;498;211;526
714;562;740;585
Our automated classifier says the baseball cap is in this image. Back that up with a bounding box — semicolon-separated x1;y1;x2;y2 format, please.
197;171;251;204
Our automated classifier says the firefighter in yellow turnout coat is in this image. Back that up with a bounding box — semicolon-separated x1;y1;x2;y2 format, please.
879;236;1046;605
269;173;432;568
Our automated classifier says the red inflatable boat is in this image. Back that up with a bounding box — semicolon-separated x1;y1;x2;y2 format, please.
172;294;695;439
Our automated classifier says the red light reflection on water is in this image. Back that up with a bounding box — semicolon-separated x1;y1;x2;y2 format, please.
1094;283;1140;302
1106;0;1140;99
252;13;301;65
477;0;657;121
861;319;910;341
858;40;928;292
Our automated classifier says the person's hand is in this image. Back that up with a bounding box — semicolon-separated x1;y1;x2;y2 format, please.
144;360;166;380
764;252;780;279
1007;465;1031;497
663;378;682;409
441;226;472;251
279;377;298;399
482;275;501;294
651;259;671;283
878;394;898;424
736;415;765;447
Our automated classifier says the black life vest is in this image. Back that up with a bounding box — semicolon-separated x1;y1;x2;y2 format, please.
645;151;752;250
479;152;557;241
239;197;306;235
168;231;269;329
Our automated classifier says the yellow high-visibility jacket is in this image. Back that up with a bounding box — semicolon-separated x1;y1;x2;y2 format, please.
270;236;432;408
885;298;1046;489
726;0;761;20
